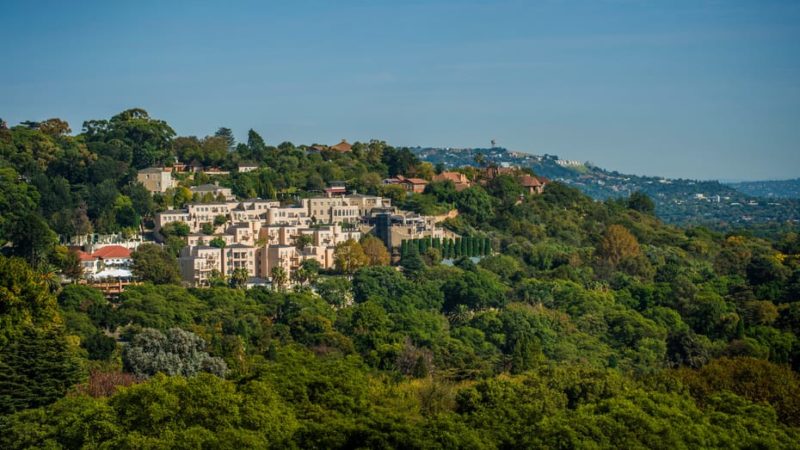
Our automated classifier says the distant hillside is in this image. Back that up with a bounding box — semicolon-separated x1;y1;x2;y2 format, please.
412;146;800;228
727;178;800;199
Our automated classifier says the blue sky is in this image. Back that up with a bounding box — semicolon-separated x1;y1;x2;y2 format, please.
1;0;798;180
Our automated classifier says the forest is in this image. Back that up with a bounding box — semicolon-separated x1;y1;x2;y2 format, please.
1;109;800;448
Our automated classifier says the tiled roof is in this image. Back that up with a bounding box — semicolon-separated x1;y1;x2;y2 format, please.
77;251;96;261
329;139;352;152
518;175;543;187
92;245;131;259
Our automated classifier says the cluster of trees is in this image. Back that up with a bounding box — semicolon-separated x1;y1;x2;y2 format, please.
2;110;800;447
401;236;491;260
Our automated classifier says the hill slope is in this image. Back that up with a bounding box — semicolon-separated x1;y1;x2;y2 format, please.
412;146;800;227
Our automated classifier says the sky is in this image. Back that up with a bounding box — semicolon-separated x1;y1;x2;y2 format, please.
1;0;799;181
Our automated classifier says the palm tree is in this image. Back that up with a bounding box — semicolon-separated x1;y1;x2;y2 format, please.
270;266;288;292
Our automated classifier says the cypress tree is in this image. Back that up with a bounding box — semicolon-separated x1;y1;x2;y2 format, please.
484;237;492;255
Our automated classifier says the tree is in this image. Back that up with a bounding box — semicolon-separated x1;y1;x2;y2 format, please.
60;249;84;281
214;127;235;151
38;118;71;137
596;224;641;270
361;236;391;266
270;266;288;292
457;187;494;224
209;237;227;249
627;191;655;214
334;239;369;275
246;129;268;161
401;244;427;279
130;244;181;284
122;327;227;378
0;326;83;415
294;234;314;251
7;212;57;269
160;221;190;237
230;268;249;289
294;259;321;286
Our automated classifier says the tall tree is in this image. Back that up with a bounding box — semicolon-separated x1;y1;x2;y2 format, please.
130;244;181;284
596;224;641;270
334;240;369;275
214;127;235;151
361;236;391;266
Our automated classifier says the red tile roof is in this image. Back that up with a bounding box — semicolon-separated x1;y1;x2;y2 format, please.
402;178;428;185
92;245;131;259
77;251;96;261
518;175;544;187
329;139;352;152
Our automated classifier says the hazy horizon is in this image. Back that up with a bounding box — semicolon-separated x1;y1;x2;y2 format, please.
2;0;798;181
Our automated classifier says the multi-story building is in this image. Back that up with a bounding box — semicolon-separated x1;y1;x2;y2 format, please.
137;167;175;193
179;246;223;286
307;194;389;224
223;243;257;277
165;193;445;287
267;204;311;226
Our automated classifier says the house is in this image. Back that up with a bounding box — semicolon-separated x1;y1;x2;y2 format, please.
483;166;518;179
190;183;234;201
91;245;132;268
518;175;547;194
329;139;352;152
77;251;100;277
237;162;259;173
137;167;175;193
432;172;472;191
400;177;428;194
324;181;347;197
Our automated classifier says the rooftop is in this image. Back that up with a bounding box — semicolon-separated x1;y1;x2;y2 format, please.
92;245;131;259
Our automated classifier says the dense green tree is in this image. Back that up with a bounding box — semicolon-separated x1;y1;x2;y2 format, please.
130;243;181;284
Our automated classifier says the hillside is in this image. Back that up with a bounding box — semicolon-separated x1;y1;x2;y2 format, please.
412;146;800;228
1;111;799;448
728;178;800;199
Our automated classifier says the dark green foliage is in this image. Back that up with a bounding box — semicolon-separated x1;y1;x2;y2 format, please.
130;243;181;284
0;326;83;415
628;190;656;214
1;113;800;446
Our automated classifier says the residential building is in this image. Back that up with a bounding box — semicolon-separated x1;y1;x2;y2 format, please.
137;167;175;193
432;171;472;191
329;139;352;152
223;243;257;277
237;162;259;173
190;183;234;201
518;174;547;194
399;177;428;194
179;246;223;287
